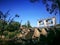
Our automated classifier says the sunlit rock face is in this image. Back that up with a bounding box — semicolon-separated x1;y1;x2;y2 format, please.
16;28;30;39
25;29;34;39
41;28;47;36
17;33;23;38
2;35;5;39
32;28;40;38
17;27;48;39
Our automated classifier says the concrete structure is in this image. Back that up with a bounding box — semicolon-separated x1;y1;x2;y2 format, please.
37;17;56;27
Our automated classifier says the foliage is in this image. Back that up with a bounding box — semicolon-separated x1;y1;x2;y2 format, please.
30;0;60;23
6;21;20;32
0;11;20;32
0;27;60;45
0;19;7;35
42;0;60;15
22;24;27;28
3;31;8;36
30;0;39;3
0;10;60;45
7;32;16;39
30;0;60;15
26;21;32;28
22;21;32;28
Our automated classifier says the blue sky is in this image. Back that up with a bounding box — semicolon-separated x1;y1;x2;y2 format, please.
0;0;59;27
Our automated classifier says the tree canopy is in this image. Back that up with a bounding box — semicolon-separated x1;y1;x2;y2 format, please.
30;0;60;23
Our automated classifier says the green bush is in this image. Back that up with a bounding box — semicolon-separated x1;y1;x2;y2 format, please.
6;22;20;32
3;31;8;36
8;32;16;39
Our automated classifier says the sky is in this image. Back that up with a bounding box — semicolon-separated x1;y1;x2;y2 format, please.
0;0;59;27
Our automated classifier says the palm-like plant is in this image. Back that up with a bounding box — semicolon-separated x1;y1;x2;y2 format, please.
0;11;3;19
9;14;19;24
0;10;20;38
0;11;9;38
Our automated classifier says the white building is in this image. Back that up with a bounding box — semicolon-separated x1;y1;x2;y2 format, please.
37;17;56;27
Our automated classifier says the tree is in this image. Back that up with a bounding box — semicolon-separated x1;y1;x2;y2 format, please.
42;0;60;23
22;23;27;28
30;0;60;23
0;20;7;35
26;21;32;28
0;10;20;35
6;14;20;32
0;10;10;36
6;21;20;32
9;14;19;24
30;0;39;3
0;11;3;19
